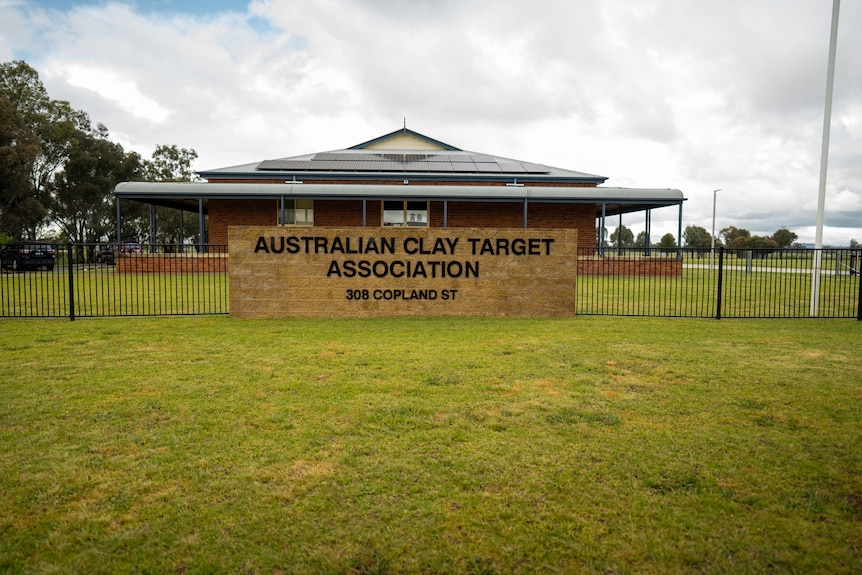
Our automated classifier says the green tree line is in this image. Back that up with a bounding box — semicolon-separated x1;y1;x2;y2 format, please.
603;225;805;254
0;60;197;245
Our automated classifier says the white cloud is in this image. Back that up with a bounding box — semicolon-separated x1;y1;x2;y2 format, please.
45;63;173;122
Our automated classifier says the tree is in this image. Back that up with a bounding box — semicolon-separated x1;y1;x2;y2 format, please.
0;60;91;238
851;238;860;249
144;144;198;183
720;226;750;247
658;233;677;252
0;93;41;239
683;225;713;257
610;225;635;249
771;228;798;249
597;226;609;248
748;236;779;258
140;144;200;248
48;126;143;246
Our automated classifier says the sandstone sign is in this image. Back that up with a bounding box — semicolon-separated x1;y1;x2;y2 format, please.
229;227;577;318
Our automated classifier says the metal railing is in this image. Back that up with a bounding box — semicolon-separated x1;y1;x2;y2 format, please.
0;243;228;319
576;247;861;319
2;244;859;319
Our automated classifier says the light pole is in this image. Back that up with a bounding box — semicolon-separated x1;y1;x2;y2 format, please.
711;189;721;269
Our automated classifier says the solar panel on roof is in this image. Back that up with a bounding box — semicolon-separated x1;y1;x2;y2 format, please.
450;162;479;172
311;161;344;170
497;162;527;173
256;151;552;175
402;162;427;171
379;153;432;162
520;162;552;174
257;160;315;170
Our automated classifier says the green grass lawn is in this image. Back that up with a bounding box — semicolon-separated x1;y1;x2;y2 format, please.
577;270;860;318
0;270;228;317
1;317;860;574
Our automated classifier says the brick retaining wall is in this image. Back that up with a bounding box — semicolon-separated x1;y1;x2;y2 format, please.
577;256;682;277
116;252;680;277
116;253;228;274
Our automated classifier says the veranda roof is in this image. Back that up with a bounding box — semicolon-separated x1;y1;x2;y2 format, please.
113;182;684;217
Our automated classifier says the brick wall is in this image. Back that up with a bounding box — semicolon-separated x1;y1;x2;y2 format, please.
577;257;682;277
314;200;369;227
229;227;579;318
204;178;599;243
116;253;228;274
209;199;277;246
207;197;597;237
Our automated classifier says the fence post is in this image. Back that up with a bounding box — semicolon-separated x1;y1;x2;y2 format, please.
716;247;724;320
857;252;862;321
67;243;75;321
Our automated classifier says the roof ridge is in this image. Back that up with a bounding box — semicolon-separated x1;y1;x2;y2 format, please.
348;128;461;151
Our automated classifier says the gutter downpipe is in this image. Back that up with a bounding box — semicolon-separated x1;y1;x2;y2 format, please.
677;202;684;258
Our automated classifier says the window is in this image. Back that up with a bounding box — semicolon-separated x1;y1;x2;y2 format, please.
383;200;428;227
280;199;314;226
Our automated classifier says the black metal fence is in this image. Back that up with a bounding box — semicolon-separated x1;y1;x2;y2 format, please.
1;243;859;319
0;243;228;319
576;247;861;319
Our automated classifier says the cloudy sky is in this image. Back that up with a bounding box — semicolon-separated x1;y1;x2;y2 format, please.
1;0;859;245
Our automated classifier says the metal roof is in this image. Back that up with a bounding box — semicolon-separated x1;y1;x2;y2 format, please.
196;128;608;184
348;127;461;151
119;130;683;216
113;182;684;216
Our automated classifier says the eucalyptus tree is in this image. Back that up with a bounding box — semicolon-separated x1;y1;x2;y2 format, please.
0;93;40;239
610;225;635;248
138;144;200;248
683;225;712;257
0;60;91;238
48;125;144;247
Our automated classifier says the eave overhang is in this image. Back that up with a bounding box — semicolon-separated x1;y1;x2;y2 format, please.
114;182;684;216
194;171;609;185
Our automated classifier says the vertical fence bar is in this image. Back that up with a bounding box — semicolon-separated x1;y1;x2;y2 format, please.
857;250;862;321
67;243;75;321
716;247;724;319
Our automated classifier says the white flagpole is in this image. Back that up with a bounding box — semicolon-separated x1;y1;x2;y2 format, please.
811;0;841;317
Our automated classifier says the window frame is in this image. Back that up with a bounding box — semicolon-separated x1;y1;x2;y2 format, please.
382;200;429;227
279;199;314;227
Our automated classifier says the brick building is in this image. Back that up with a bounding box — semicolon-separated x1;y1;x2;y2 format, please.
113;128;685;249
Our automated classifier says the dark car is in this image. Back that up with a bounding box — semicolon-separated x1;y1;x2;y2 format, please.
1;242;56;271
120;241;142;254
94;244;116;264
